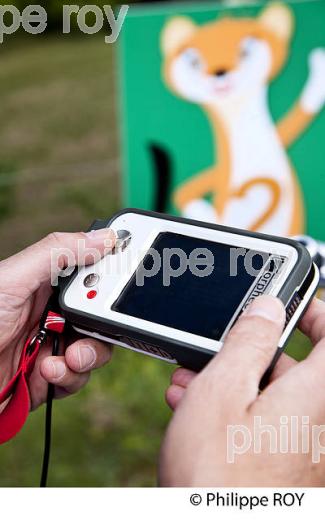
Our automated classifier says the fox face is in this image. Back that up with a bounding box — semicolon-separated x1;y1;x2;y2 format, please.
161;3;293;106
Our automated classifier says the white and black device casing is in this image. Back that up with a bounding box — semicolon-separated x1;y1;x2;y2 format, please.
57;209;319;376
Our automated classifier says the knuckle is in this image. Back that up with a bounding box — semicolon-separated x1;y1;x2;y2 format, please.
44;231;65;246
76;231;88;243
225;316;278;368
247;339;275;367
193;370;242;412
252;324;277;346
191;367;226;398
229;315;278;344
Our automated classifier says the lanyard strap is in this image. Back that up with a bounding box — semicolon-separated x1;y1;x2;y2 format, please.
0;311;65;445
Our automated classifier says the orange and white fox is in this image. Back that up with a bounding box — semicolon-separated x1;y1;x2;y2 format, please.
161;2;325;236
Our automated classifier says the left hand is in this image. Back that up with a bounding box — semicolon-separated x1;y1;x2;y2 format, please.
0;228;115;410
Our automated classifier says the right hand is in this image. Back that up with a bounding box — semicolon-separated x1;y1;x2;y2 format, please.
160;296;325;486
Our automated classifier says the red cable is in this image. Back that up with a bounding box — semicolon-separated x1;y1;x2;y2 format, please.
0;334;43;444
0;311;65;445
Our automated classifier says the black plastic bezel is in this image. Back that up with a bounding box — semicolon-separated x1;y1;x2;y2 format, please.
57;209;314;371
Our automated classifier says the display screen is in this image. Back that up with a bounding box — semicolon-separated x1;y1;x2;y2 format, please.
112;232;271;341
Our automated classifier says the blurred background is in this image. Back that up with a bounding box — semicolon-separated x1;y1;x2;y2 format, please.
0;0;319;486
0;0;176;487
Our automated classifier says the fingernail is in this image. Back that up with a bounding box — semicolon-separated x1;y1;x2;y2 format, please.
47;359;66;380
87;228;114;241
77;345;96;370
245;295;284;323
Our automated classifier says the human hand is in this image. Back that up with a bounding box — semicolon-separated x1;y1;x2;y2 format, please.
160;295;325;486
0;229;115;410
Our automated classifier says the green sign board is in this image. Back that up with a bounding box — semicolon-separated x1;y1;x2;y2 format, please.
119;0;325;239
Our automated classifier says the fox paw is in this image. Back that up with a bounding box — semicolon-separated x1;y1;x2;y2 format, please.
301;48;325;113
182;199;218;224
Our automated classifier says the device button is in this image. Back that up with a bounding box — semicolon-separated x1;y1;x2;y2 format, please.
87;290;97;300
115;229;132;252
84;273;100;288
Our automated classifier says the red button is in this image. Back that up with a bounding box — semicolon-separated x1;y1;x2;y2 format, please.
87;290;97;300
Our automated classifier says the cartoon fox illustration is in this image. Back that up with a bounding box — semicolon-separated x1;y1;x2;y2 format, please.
161;2;325;236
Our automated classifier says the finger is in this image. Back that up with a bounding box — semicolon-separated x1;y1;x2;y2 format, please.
299;298;325;345
263;301;325;420
166;384;186;411
171;367;196;388
40;356;90;394
204;295;286;403
65;338;113;373
0;228;115;293
300;332;325;380
266;343;325;422
269;353;297;382
29;342;55;410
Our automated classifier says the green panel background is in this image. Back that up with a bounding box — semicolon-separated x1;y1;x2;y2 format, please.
119;0;325;240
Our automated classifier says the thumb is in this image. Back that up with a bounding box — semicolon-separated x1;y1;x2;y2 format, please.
0;228;115;293
204;295;286;403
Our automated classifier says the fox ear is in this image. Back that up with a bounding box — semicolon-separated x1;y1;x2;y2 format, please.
259;2;294;40
161;17;197;56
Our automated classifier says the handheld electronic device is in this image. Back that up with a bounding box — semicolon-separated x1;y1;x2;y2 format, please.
58;209;319;372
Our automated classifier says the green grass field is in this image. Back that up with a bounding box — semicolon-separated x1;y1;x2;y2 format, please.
0;35;121;256
0;35;311;487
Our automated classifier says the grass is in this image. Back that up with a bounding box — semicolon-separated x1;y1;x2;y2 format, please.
0;35;120;257
0;350;173;487
0;35;312;487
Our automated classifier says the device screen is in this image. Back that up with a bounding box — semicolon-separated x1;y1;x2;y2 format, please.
112;232;271;341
